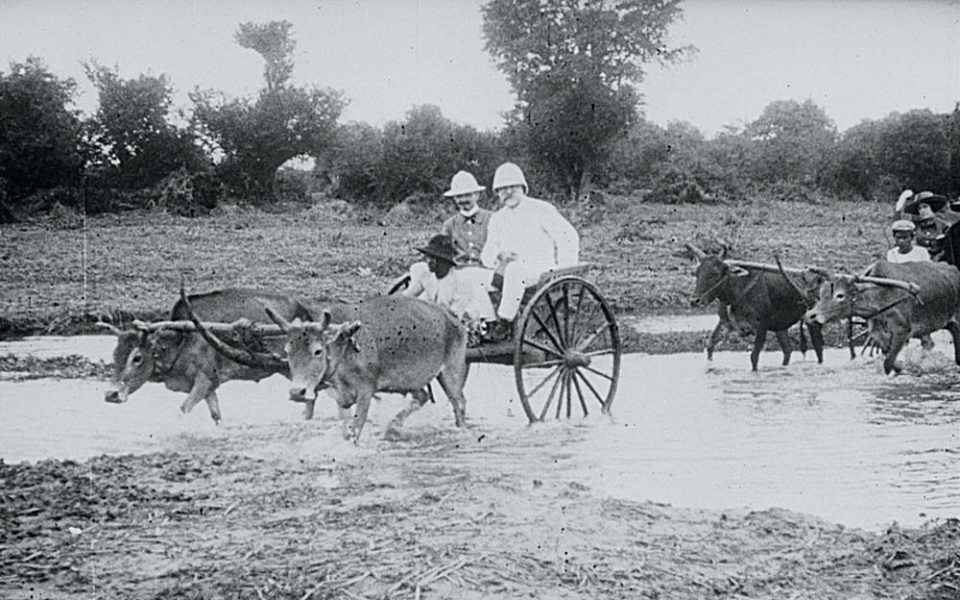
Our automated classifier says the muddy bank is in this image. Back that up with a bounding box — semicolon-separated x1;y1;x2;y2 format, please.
1;422;958;600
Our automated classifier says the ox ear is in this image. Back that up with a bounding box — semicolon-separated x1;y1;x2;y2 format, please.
333;321;362;353
728;265;750;278
96;321;123;337
321;310;332;330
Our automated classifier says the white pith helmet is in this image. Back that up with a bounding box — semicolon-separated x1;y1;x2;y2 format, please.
443;171;485;197
492;162;528;194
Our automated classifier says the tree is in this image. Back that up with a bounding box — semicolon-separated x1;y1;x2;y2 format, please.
742;99;838;191
235;21;295;93
874;109;951;194
372;105;501;206
0;57;85;213
482;0;690;201
84;62;205;191
191;20;346;202
825;119;886;202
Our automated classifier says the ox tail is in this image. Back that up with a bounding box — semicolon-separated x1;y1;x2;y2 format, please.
178;285;288;372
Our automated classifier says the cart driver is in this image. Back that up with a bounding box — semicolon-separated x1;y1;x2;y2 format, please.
402;234;496;344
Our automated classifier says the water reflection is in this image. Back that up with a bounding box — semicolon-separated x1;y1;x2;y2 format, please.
1;334;959;531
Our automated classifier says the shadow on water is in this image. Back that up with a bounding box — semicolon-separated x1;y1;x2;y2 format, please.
1;332;959;531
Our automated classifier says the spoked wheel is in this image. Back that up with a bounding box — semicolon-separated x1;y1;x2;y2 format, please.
513;276;621;423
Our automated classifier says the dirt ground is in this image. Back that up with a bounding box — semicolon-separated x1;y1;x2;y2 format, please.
2;415;958;600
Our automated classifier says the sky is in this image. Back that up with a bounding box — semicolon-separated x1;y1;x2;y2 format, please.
1;0;959;137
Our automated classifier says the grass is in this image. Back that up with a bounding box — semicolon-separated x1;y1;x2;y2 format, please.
0;195;891;344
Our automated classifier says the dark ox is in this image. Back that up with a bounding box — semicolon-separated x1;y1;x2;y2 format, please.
186;294;468;442
687;244;825;370
103;288;310;423
805;260;960;375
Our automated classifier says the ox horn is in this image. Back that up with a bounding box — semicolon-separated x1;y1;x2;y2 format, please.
684;242;706;262
264;306;291;332
178;285;287;369
96;321;123;336
774;254;813;305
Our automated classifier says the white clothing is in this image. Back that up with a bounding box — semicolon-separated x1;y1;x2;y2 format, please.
403;262;495;321
480;196;579;320
886;246;930;263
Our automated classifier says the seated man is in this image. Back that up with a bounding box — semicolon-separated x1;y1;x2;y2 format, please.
441;171;493;269
480;162;580;340
440;170;497;297
403;235;496;342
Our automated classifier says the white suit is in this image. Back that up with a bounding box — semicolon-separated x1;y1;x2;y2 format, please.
481;196;579;320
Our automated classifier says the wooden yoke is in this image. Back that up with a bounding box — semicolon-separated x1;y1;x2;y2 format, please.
852;275;923;304
724;259;816;277
131;319;287;336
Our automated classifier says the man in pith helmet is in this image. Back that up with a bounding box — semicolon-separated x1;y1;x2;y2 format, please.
480;162;580;340
441;170;493;268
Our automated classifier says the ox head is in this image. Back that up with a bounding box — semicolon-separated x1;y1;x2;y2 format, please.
805;275;859;325
265;306;362;406
686;243;747;307
101;322;180;403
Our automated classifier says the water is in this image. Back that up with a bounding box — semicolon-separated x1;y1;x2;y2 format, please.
1;331;958;532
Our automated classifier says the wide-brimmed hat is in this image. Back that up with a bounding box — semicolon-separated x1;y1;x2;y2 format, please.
903;191;948;215
891;219;916;233
443;171;485;198
416;234;458;265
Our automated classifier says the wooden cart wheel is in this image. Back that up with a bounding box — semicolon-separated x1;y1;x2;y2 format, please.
513;276;621;422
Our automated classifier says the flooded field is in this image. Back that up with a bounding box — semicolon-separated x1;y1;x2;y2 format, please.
1;330;959;532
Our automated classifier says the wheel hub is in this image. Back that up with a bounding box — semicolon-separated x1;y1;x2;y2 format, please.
563;350;591;368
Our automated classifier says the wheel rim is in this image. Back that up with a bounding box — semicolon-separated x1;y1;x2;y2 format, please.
514;276;621;422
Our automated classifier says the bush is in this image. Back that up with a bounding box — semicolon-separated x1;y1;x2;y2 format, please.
153;168;222;217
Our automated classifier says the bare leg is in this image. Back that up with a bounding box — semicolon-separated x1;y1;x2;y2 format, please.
948;322;960;365
204;390;222;424
346;388;374;443
384;389;432;438
180;372;215;418
809;322;825;364
750;329;768;371
775;330;792;366
884;331;910;375
437;371;467;427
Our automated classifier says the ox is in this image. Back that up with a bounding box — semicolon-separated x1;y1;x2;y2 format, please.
804;260;960;375
102;288;310;423
687;244;825;370
184;293;468;442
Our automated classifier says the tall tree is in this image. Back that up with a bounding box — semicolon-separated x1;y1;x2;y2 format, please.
0;57;85;213
482;0;690;201
191;20;346;202
743;99;838;190
84;62;204;190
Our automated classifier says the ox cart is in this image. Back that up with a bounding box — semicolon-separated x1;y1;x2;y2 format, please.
386;264;622;423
